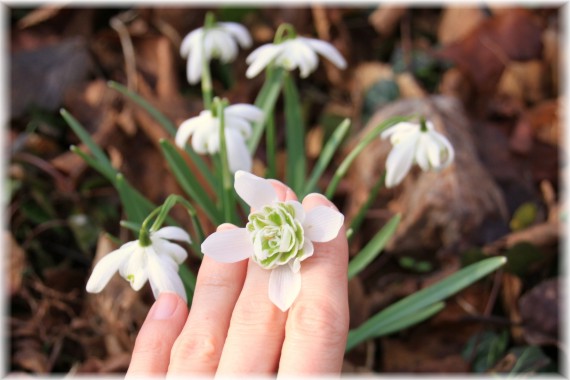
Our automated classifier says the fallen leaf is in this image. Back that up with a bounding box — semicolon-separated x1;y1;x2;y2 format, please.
437;6;486;45
438;9;543;95
368;5;407;36
519;277;560;345
7;231;26;296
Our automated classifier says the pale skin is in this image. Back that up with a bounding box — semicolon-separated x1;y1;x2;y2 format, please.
126;180;349;376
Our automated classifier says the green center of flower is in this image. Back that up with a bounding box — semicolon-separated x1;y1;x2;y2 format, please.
246;202;305;269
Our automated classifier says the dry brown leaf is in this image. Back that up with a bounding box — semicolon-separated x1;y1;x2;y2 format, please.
7;231;26;296
344;96;507;254
438;9;543;95
438;67;472;104
17;5;65;29
497;60;546;104
519;277;561;346
501;273;524;343
437;6;486;45
395;72;426;98
526;99;561;147
368;5;407;36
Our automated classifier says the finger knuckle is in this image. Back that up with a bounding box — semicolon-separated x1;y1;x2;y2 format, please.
230;298;284;337
170;331;220;365
288;297;349;343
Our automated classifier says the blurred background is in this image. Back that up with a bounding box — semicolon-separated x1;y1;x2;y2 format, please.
5;4;564;375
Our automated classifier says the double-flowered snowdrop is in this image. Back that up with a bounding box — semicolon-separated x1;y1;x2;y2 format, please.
381;118;455;188
201;171;344;311
246;29;346;78
86;227;190;302
181;18;252;84
175;104;263;173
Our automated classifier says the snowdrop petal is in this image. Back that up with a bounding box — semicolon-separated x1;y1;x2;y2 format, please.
152;238;188;265
303;205;344;243
191;120;216;154
415;135;430;171
180;29;202;57
234;170;278;209
210;30;238;62
187;44;203;84
300;37;347;69
430;130;455;168
268;265;301;311
225;104;264;123
299;239;314;261
380;122;418;140
385;134;418;187
86;246;131;293
225;116;253;138
123;248;148;291
246;44;282;78
286;200;305;223
201;228;253;263
154;226;191;243
219;22;252;48
175;117;200;148
225;129;253;173
425;134;443;168
147;253;187;302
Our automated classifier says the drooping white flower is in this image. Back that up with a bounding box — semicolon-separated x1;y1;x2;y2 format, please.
175;104;263;173
245;36;347;78
181;21;252;84
201;171;344;311
86;227;191;302
381;119;455;188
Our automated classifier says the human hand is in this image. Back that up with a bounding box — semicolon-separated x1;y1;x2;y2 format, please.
126;180;349;376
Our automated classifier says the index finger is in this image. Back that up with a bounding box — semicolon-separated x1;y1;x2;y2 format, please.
278;193;349;375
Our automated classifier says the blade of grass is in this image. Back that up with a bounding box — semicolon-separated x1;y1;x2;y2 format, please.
347;213;401;280
325;115;409;199
61;109;116;181
116;173;150;224
283;74;305;194
347;171;387;241
346;256;507;351
302;118;351;197
218;101;238;224
370;301;445;338
179;264;197;305
265;113;277;179
248;67;285;153
107;81;218;190
159;139;222;225
70;145;115;183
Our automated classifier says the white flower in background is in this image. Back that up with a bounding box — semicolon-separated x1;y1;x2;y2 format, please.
86;227;191;302
201;171;344;311
181;21;252;84
175;104;263;173
246;36;347;78
381;119;455;188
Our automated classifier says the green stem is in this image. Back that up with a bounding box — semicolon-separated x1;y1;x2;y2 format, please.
217;99;237;223
274;23;297;43
265;113;277;179
347;171;386;241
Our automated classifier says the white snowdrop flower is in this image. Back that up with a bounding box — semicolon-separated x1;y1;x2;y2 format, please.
181;21;252;84
86;227;191;302
201;171;344;311
381;119;455;188
175;104;263;173
245;36;347;78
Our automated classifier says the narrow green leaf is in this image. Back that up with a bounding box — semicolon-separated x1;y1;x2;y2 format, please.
303;118;351;197
119;220;142;233
70;145;115;183
346;256;507;351
116;173;149;224
347;171;387;241
248;68;286;153
179;264;197;305
107;81;218;190
265;113;277;179
159;139;222;224
217;100;238;224
283;75;305;194
325;115;410;198
61;109;116;181
370;301;445;338
347;213;401;280
150;195;178;232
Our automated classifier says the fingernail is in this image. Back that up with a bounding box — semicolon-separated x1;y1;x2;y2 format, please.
306;193;338;210
149;293;179;320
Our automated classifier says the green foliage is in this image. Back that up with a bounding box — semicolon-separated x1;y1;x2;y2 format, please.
463;330;510;373
510;202;538;231
346;256;507;351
